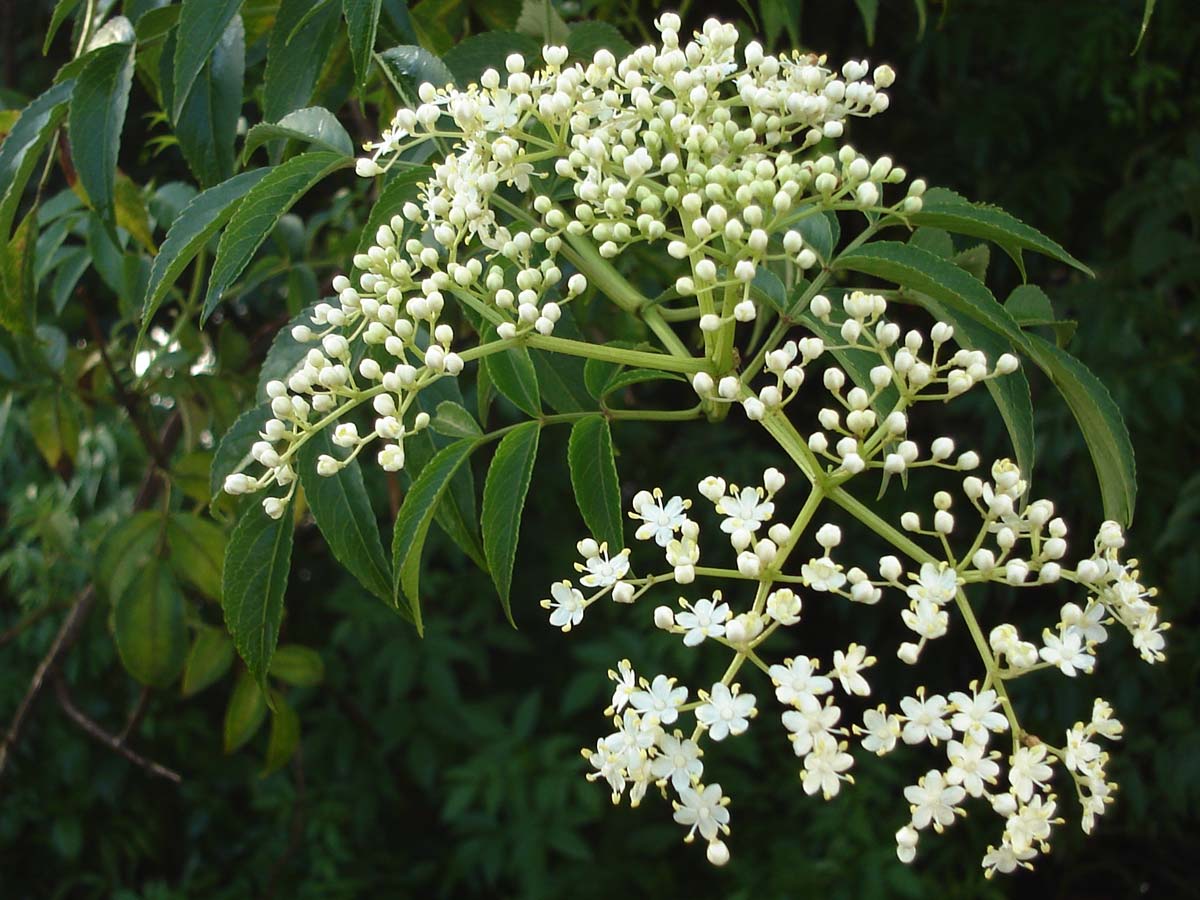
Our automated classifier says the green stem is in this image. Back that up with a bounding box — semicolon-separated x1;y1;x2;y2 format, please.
525;333;708;374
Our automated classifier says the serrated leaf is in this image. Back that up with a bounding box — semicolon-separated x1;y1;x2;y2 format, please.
836;241;1030;353
114;559;189;688
909;226;953;258
567;415;622;548
167;513;226;601
0;80;73;245
750;268;787;314
566;21;633;60
222;500;295;687
141;169;270;349
442;30;540;85
355;165;429;256
224;670;268;752
391;437;477;632
1025;335;1137;526
182;628;235;696
482;421;540;624
202;152;350;323
530;349;591;413
952;243;990;282
242;107;355;163
68;42;134;237
376;45;455;103
269;644;325;686
262;691;299;773
1006;284;1055;323
482;327;540;416
172;0;243;121
584;356;619;399
265;0;341;121
343;0;384;93
903;188;1093;278
43;0;80;55
793;210;837;262
432;400;483;438
210;404;272;500
600;368;686;398
297;428;392;602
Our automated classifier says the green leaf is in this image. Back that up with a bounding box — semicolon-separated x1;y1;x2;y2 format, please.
914;294;1036;483
600;368;686;399
355;165;429;256
952;243;990;282
793;210;837;262
343;0;384;93
909;227;954;259
515;0;569;44
567;415;622;548
442;31;540;85
794;310;899;419
262;691;300;773
1;211;37;334
172;0;243;121
530;349;591;413
224;670;268;752
391;437;477;632
242;107;355;163
255;302;323;402
269;644;325;686
182;628;236;697
1006;284;1077;347
140;169;270;348
27;389;80;467
222;500;295;688
482;328;540;416
202;151;350;323
376;45;454;106
854;0;879;44
210;404;272;500
297;428;392;602
167;513;227;601
566;22;633;60
0;80;73;245
1025;334;1137;526
265;0;341;121
835;241;1030;352
482;421;540;624
164;14;245;187
1133;0;1156;53
902;188;1093;278
95;511;163;603
69;42;134;235
750;268;787;315
114;559;189;688
43;0;80;55
431;400;483;438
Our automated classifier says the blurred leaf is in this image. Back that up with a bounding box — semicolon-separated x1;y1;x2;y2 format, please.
262;691;300;773
1026;335;1137;526
567;415;622;549
0;80;73;245
43;0;81;55
172;0;243;121
566;22;633;60
343;0;384;94
442;31;539;84
140;168;270;349
297;428;393;603
202;151;350;323
269;644;325;686
114;558;189;688
95;511;163;603
167;513;227;601
1133;0;1156;53
68;42;134;237
854;0;879;44
1;211;37;334
515;0;568;44
114;174;156;253
242;107;355;162
265;0;342;121
391;437;477;632
223;500;296;688
27;389;80;468
432;400;483;438
482;421;540;624
181;628;236;696
224;670;269;752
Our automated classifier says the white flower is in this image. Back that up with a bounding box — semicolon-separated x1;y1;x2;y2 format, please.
579;545;631;588
1039;628;1095;677
1009;744;1054;802
1061;601;1108;645
904;769;965;831
696;682;757;741
672;783;730;843
1063;724;1102;774
675;594;731;646
631;489;690;546
945;739;1000;797
981;841;1037;877
858;705;901;755
715;485;773;533
608;659;636;713
769;656;833;706
831;643;876;695
1005;794;1058;854
907;562;959;605
900;691;953;745
947;687;1008;742
630;674;689;725
543;581;585;631
651;731;704;793
901;598;949;639
765;587;802;625
782;695;842;756
801;732;855;799
801;556;846;592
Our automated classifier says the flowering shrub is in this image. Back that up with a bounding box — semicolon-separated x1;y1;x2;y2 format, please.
214;14;1165;875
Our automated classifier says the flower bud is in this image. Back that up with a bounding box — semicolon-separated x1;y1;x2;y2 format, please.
654;606;675;629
